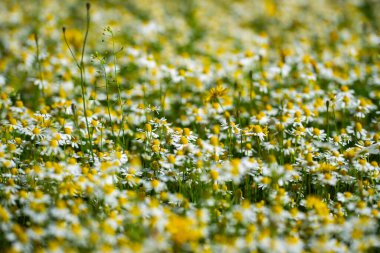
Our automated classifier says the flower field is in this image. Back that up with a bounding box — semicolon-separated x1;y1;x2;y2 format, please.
1;0;380;252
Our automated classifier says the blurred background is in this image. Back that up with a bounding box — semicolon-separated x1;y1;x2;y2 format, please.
0;0;379;104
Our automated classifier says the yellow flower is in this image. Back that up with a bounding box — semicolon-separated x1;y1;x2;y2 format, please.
166;214;202;245
305;196;329;216
206;84;228;103
210;170;219;180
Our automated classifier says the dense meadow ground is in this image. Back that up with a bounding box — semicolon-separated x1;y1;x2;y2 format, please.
1;0;380;252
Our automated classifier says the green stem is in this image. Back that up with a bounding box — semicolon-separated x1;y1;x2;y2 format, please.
326;100;330;138
34;33;44;101
109;29;126;148
62;3;94;162
102;64;115;138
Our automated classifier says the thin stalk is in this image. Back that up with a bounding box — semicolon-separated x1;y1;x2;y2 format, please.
62;28;80;68
332;105;338;134
249;70;253;106
62;3;94;162
109;30;126;148
326;100;330;138
101;64;115;138
34;33;45;101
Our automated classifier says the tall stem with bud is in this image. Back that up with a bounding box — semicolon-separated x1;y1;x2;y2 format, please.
62;3;94;162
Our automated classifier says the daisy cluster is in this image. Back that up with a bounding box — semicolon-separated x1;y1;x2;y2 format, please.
0;0;380;252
